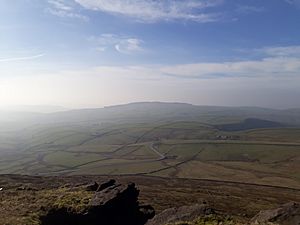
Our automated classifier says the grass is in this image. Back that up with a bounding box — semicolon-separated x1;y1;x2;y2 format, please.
150;142;300;188
67;144;121;153
0;174;299;225
44;151;106;167
72;160;167;175
235;128;300;143
170;160;300;188
0;121;300;188
0;186;93;225
165;215;241;225
196;143;300;163
130;145;158;158
85;131;138;145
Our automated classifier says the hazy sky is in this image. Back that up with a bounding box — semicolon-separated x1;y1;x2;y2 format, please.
0;0;300;109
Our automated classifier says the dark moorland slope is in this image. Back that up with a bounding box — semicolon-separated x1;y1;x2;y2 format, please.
1;102;300;125
0;175;300;225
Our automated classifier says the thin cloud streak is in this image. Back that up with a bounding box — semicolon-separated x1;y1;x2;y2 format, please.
236;5;265;14
159;55;300;79
46;0;89;21
74;0;224;23
285;0;300;7
260;46;300;57
0;54;45;63
89;34;144;54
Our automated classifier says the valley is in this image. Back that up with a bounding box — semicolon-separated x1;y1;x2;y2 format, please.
1;103;300;189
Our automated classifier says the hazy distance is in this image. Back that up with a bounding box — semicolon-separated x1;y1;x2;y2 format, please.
1;0;300;109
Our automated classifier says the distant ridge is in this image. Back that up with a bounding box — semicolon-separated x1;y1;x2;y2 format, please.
216;118;285;131
1;102;300;126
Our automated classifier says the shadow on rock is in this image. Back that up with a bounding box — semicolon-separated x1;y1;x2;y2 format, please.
40;180;155;225
146;203;214;225
250;202;300;225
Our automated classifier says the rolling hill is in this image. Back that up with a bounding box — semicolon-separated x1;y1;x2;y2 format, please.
1;102;300;126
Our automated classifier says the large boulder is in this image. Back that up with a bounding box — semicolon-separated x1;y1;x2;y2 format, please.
85;182;99;192
146;203;214;225
90;182;137;206
96;179;116;192
250;202;300;225
40;180;155;225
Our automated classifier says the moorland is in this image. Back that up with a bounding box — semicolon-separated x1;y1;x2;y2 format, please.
0;102;300;188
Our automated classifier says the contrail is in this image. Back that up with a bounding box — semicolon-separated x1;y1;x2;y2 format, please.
0;54;45;62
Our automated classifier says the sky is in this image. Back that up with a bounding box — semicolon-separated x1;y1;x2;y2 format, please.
0;0;300;109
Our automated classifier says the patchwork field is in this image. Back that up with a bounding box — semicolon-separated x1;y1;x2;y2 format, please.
1;119;300;189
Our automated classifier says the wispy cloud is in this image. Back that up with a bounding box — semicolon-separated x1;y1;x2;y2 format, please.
89;34;144;54
260;46;300;57
74;0;224;23
85;45;300;79
115;38;144;54
158;45;300;79
159;57;300;79
48;0;73;11
2;46;299;108
47;45;299;81
285;0;300;7
46;0;89;21
236;5;265;14
0;54;45;63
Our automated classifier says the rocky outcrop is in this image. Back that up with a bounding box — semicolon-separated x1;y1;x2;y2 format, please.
250;202;300;225
85;182;99;191
97;179;116;192
40;180;155;225
146;203;214;225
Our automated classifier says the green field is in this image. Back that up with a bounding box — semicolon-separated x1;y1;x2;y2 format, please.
0;120;300;188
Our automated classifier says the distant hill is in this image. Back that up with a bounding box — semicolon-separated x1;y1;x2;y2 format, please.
215;118;285;131
41;102;300;126
1;102;300;126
